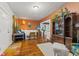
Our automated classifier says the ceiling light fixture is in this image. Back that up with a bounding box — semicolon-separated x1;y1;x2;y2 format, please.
33;5;39;10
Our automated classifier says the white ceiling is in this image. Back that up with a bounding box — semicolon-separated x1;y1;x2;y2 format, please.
7;2;66;20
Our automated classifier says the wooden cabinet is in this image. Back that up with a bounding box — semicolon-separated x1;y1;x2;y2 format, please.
52;34;72;50
65;37;72;50
52;13;78;50
52;35;64;44
71;13;77;43
64;15;72;37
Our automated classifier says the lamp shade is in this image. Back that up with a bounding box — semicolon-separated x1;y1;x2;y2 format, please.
22;20;26;24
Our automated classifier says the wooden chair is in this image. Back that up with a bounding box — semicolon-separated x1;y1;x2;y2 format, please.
29;32;37;40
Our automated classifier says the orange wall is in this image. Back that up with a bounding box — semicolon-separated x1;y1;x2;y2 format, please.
64;2;79;13
16;19;40;30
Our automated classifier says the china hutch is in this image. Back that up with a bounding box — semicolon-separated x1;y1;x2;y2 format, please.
52;8;78;49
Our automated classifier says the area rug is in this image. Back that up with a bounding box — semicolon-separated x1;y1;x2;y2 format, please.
37;42;70;56
37;42;54;56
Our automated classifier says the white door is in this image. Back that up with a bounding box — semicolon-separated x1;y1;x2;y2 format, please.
0;14;10;52
0;6;12;53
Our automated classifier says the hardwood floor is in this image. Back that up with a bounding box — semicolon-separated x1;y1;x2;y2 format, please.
20;40;43;56
4;36;71;56
4;37;45;56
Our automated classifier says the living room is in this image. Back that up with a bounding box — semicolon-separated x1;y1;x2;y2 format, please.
0;2;79;56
